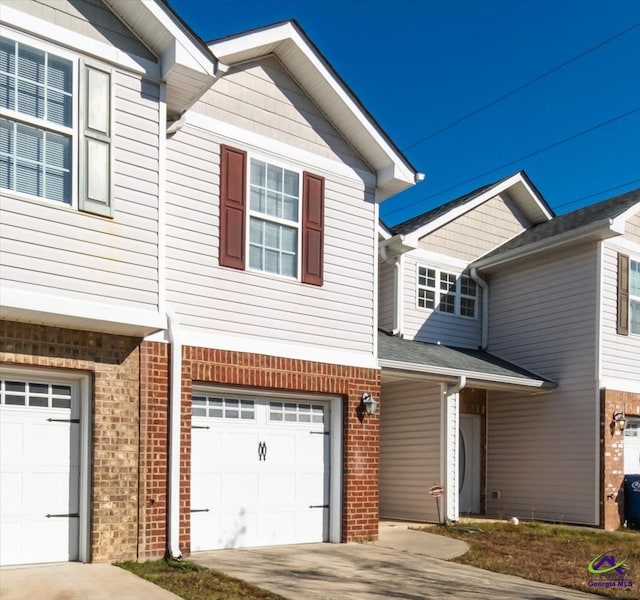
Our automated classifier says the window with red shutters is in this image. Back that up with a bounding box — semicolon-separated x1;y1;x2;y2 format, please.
218;145;324;286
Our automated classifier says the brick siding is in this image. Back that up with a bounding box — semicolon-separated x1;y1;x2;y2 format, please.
601;388;640;530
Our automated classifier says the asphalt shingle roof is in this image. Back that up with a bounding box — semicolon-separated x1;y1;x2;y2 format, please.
478;187;640;262
378;330;554;386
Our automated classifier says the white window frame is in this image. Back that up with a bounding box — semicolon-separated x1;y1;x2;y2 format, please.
246;152;303;281
416;264;478;319
631;257;640;335
0;30;79;208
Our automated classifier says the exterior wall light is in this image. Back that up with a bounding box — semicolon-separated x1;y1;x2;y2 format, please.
613;410;626;432
361;392;378;416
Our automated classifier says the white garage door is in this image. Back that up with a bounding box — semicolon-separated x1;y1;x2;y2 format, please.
191;391;330;551
625;419;640;475
0;377;80;566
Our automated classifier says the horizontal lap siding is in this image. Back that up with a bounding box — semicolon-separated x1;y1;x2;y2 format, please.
0;71;160;311
195;56;369;172
402;255;482;347
600;240;640;383
378;260;394;331
165;125;375;355
418;195;530;262
380;381;441;521
5;0;156;61
486;243;599;524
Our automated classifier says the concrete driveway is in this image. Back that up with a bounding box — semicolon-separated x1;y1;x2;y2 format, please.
192;526;599;600
0;563;181;600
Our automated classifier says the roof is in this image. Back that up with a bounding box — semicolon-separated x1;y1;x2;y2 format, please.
475;187;640;267
378;330;555;389
208;20;419;200
383;171;554;243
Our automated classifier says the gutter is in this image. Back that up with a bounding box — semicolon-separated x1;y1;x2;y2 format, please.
473;218;620;270
378;358;556;390
166;309;183;560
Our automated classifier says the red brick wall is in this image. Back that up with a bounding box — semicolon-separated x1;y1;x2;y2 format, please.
177;345;381;552
0;321;141;562
601;389;640;530
138;341;170;559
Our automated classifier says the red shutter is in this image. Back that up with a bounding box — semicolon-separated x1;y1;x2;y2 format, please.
302;172;324;286
618;253;629;335
219;145;246;270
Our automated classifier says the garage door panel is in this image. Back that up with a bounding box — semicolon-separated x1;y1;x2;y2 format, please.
1;377;82;566
191;393;331;550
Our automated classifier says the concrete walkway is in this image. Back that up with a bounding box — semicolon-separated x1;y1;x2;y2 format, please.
192;525;599;599
0;563;181;600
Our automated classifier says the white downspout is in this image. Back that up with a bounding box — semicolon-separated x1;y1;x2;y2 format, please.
392;255;403;335
442;375;467;523
166;309;182;559
470;267;489;350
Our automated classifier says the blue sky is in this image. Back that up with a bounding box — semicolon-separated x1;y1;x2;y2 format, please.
169;0;640;226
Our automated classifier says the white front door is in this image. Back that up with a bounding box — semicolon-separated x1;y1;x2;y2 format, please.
459;414;481;515
191;392;330;550
625;419;640;475
0;377;81;566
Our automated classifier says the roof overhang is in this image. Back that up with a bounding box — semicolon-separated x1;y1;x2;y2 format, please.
379;358;556;393
404;172;553;245
208;21;420;200
103;0;216;117
1;286;166;338
473;217;624;271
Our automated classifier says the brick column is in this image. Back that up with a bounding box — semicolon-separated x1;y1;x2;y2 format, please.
601;389;640;530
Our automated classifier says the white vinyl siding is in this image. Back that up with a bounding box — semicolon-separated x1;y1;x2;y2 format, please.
0;70;160;311
2;0;156;62
193;56;369;172
402;254;482;348
165;125;376;356
600;242;640;383
380;381;441;522
418;194;530;261
486;242;600;525
378;258;395;331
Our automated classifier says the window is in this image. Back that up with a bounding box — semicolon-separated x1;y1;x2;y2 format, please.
417;266;478;318
269;401;324;423
248;159;299;277
631;259;640;334
192;395;255;420
1;379;72;409
219;145;325;285
0;33;113;216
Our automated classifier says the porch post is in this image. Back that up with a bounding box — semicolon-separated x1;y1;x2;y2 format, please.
442;378;465;523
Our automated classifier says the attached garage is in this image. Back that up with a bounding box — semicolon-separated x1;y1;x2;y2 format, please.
190;388;340;551
0;369;89;566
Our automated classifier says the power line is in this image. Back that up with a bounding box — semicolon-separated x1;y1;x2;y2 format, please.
385;105;640;219
554;178;640;211
403;19;640;151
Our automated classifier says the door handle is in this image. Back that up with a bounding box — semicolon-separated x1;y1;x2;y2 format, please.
258;441;267;461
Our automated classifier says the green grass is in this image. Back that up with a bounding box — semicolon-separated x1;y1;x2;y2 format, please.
426;521;640;599
117;558;286;600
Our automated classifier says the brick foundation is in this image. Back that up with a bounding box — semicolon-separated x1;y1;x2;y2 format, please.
0;321;141;562
601;388;640;530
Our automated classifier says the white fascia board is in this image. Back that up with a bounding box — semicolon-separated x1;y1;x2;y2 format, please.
378;234;418;258
599;378;640;394
611;201;640;232
604;236;640;255
1;287;166;337
518;175;554;220
408;247;471;271
209;22;416;195
378;222;392;241
108;0;214;76
0;6;160;78
378;358;555;390
405;172;544;245
473;219;620;270
185;111;377;186
173;328;379;370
